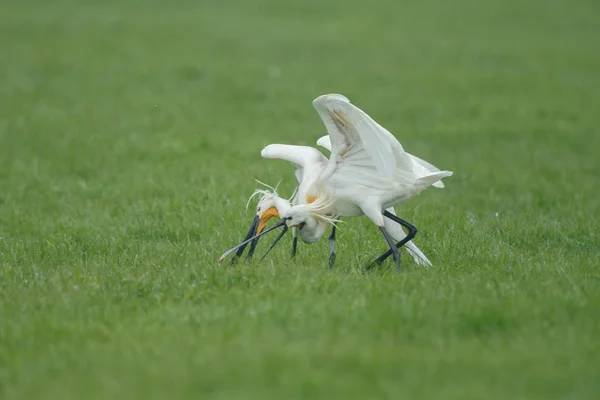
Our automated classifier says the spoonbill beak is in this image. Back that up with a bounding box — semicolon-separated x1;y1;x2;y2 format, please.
229;215;259;265
220;219;287;262
259;223;289;262
246;206;280;261
230;207;281;264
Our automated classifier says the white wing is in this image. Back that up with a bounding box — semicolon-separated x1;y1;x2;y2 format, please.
410;154;440;173
316;135;332;152
260;144;327;198
312;94;414;181
261;144;326;170
317;135;444;188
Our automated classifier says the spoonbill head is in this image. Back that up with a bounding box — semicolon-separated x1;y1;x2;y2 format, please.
251;189;292;234
229;186;293;263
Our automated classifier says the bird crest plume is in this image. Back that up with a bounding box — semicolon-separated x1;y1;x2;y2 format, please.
288;186;299;202
303;184;343;229
245;179;276;210
245;179;286;210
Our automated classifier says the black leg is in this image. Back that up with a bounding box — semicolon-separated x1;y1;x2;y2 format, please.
367;211;417;271
378;226;401;271
383;210;417;243
259;226;289;262
291;236;298;259
328;226;337;268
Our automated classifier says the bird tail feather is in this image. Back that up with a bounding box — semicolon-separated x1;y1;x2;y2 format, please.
404;241;432;267
416;171;453;188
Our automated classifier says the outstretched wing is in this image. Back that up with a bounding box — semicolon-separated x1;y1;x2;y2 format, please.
261;144;328;185
318;133;444;187
312;94;414;181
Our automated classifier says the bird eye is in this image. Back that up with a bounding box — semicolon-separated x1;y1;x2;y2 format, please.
286;216;292;221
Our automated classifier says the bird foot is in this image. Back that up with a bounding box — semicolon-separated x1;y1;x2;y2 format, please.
393;253;402;272
365;256;402;272
329;252;336;268
365;259;383;272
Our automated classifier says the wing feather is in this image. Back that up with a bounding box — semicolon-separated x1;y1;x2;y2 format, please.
312;94;414;179
261;144;327;171
409;154;445;188
316;135;332;152
261;144;328;191
319;132;443;185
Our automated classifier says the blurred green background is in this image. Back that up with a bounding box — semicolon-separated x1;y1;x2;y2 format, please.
1;0;599;399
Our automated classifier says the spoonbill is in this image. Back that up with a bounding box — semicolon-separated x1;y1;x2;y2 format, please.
221;94;452;270
228;137;340;265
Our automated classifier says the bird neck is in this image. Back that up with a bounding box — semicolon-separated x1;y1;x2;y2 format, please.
273;196;292;217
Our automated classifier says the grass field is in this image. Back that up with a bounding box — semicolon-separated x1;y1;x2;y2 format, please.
1;0;599;398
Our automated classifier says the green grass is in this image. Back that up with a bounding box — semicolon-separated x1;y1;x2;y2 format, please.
1;0;599;398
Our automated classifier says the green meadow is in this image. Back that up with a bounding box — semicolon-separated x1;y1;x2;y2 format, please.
1;0;599;398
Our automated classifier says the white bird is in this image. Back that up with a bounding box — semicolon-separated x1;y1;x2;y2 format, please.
287;93;452;270
228;137;338;265
313;135;446;267
222;94;451;269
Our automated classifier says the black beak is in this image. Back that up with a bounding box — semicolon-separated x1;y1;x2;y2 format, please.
230;215;259;265
259;224;289;262
246;235;260;262
220;219;287;262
